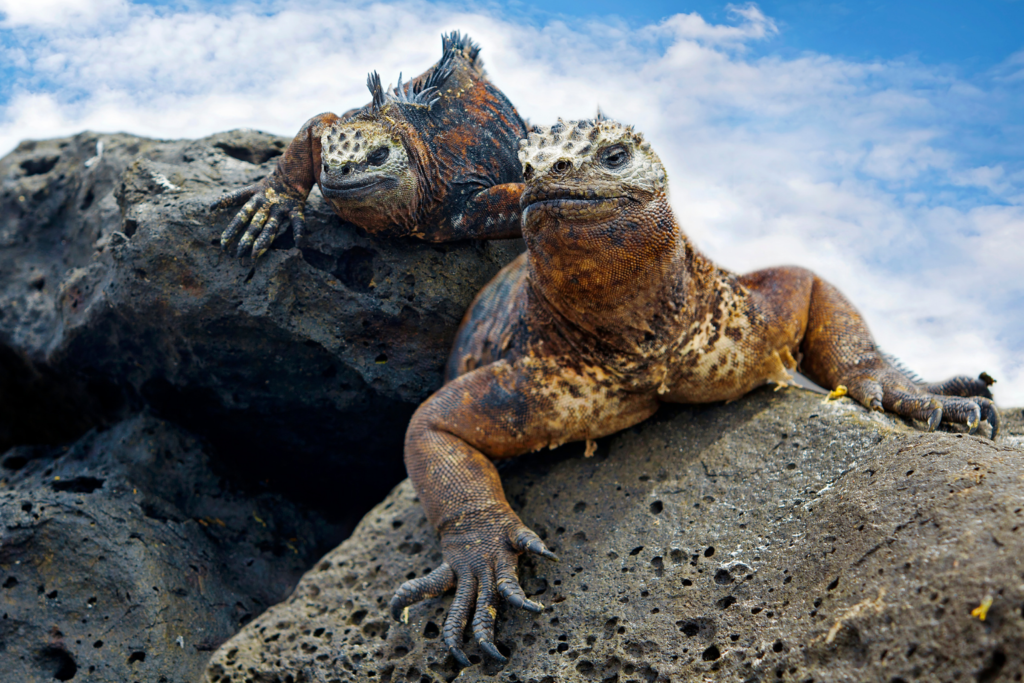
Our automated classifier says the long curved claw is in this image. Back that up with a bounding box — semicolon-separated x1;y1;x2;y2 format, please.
472;573;507;665
528;539;558;562
926;406;942;432
978;397;999;440
511;528;558;562
480;640;508;664
389;563;456;622
443;578;476;668
495;557;543;613
448;646;471;668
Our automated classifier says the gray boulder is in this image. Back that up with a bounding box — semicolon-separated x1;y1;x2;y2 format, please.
0;413;348;683
0;131;522;510
203;388;1024;682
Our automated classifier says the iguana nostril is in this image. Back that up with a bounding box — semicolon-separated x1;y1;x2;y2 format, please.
341;165;351;176
523;164;534;182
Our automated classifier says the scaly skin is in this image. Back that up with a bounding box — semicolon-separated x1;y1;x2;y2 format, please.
210;32;528;258
388;117;999;667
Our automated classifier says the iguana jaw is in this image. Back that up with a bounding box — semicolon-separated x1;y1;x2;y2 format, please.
520;189;631;224
321;174;400;200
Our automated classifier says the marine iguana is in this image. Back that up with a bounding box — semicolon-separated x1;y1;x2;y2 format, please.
211;32;528;258
387;117;999;666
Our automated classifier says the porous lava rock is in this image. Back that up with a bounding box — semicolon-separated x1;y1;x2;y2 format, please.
0;413;348;683
0;131;522;510
203;389;1024;683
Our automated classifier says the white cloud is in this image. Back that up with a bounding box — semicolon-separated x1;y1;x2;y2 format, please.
0;0;126;27
1;0;1022;405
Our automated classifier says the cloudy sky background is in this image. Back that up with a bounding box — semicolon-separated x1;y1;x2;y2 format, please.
2;0;1023;405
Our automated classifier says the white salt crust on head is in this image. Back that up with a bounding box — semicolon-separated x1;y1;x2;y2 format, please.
517;118;668;193
320;121;409;178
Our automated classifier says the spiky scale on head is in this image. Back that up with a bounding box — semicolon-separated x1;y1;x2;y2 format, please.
517;117;667;194
320;122;409;176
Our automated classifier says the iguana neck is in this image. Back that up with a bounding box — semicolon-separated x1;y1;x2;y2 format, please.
523;193;712;354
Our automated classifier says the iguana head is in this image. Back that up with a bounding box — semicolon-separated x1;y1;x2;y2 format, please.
517;117;668;224
319;115;416;214
516;118;680;313
318;32;484;232
318;70;436;221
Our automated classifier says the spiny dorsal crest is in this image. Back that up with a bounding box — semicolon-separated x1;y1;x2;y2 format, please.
367;69;442;114
367;71;386;114
517;117;666;191
441;31;482;66
365;31;478;115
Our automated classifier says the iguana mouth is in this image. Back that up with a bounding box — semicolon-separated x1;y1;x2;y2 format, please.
321;175;398;199
521;187;630;221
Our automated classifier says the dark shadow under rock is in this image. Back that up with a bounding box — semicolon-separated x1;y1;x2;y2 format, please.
203;388;1024;682
0;413;348;683
0;130;523;515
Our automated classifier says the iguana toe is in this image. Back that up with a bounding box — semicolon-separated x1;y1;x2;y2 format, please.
220;194;261;249
471;575;507;665
442;578;475;667
979;398;999;439
388;563;456;622
290;206;306;243
511;527;558;562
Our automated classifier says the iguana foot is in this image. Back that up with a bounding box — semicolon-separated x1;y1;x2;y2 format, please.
389;518;556;668
210;175;306;259
843;370;998;438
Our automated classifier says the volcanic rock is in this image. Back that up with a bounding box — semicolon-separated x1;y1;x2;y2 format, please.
203;389;1024;682
0;131;522;511
0;413;348;683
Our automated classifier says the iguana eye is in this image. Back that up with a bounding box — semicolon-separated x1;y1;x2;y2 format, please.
600;145;629;169
367;146;390;166
553;160;570;174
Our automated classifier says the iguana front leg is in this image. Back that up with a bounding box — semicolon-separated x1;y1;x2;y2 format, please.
432;182;524;241
390;356;657;666
211;112;341;258
741;266;998;437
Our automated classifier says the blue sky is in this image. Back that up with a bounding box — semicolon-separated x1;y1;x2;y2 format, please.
1;0;1023;404
509;0;1024;69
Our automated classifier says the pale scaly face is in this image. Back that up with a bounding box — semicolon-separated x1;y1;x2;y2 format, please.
319;119;417;212
517;118;668;202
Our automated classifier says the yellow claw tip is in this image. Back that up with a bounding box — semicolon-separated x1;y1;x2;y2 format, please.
971;596;993;621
